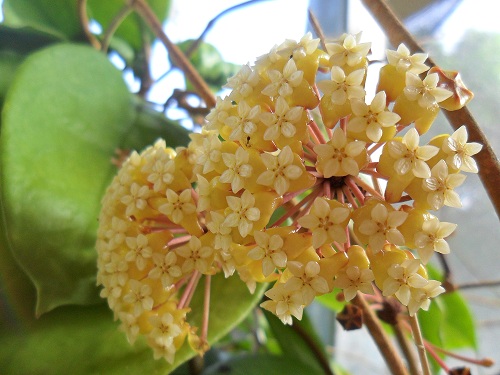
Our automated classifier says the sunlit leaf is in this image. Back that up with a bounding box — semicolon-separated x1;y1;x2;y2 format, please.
420;266;477;350
2;0;81;40
315;288;346;313
0;274;265;374
0;44;188;316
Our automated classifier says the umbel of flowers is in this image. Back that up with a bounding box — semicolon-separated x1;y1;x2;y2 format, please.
96;33;481;363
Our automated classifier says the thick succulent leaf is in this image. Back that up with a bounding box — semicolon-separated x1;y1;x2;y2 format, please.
0;275;266;374
1;0;81;40
0;187;37;332
0;43;188;316
176;40;240;92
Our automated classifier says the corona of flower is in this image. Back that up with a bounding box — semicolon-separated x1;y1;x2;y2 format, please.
96;31;481;364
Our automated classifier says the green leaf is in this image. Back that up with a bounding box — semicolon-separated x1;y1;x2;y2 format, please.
315;288;346;313
420;266;477;350
436;291;477;350
263;310;327;375
176;40;240;92
0;25;60;55
0;43;188;316
0;190;37;332
0;274;266;374
201;353;316;375
2;0;82;40
87;0;171;51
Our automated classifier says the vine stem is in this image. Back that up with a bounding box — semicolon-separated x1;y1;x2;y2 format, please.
361;0;500;221
409;313;431;375
131;0;217;108
352;293;409;375
77;0;101;49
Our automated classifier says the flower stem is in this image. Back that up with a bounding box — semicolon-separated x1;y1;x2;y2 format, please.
409;313;431;375
352;293;409;375
201;275;211;344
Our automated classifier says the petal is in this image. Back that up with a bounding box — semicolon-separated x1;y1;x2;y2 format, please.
312;198;330;218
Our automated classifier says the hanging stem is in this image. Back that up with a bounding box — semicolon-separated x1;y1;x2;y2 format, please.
394;316;420;375
352;293;409;375
77;0;101;49
361;0;500;220
101;3;134;53
408;313;431;375
131;0;217;108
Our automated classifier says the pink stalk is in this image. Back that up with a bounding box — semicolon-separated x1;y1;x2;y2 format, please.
178;270;201;309
201;275;212;344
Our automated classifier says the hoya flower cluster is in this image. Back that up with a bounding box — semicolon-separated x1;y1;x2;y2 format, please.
96;33;481;363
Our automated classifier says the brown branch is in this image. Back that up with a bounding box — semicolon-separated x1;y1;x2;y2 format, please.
308;9;327;51
77;0;101;49
131;0;217;108
394;316;420;375
361;0;500;221
352;294;409;375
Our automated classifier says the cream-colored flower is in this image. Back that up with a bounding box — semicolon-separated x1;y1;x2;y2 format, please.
175;236;214;274
206;211;233;251
247;230;287;277
348;91;401;142
414;217;456;264
284;261;329;305
261;96;303;141
257;146;303;196
382;259;428;306
159;188;197;224
317;67;365;105
358;203;407;252
333;265;374;301
277;32;320;60
148;251;182;289
223;190;261;238
326;32;371;67
297;197;350;248
148;312;182;347
404;72;452;108
423;160;466;210
225;63;261;101
442;125;482;173
408;280;444;316
224;100;261;143
220;147;253;193
314;127;366;177
260;283;304;325
388;128;439;178
262;58;304;98
123;279;154;316
386;43;429;74
125;234;153;271
121;182;151;217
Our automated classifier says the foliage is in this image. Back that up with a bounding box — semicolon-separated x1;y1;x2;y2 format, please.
0;1;488;374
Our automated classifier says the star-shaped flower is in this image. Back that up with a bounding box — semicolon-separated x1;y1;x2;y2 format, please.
257;146;303;196
247;230;287;277
317;66;365;105
414;217;457;263
404;72;452;109
388;128;439;178
348;91;401;142
223;190;261;238
422;160;466;210
314;127;366;177
442;125;482;173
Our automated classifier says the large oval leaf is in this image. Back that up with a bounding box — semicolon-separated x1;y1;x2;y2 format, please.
0;274;265;374
0;43;164;316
